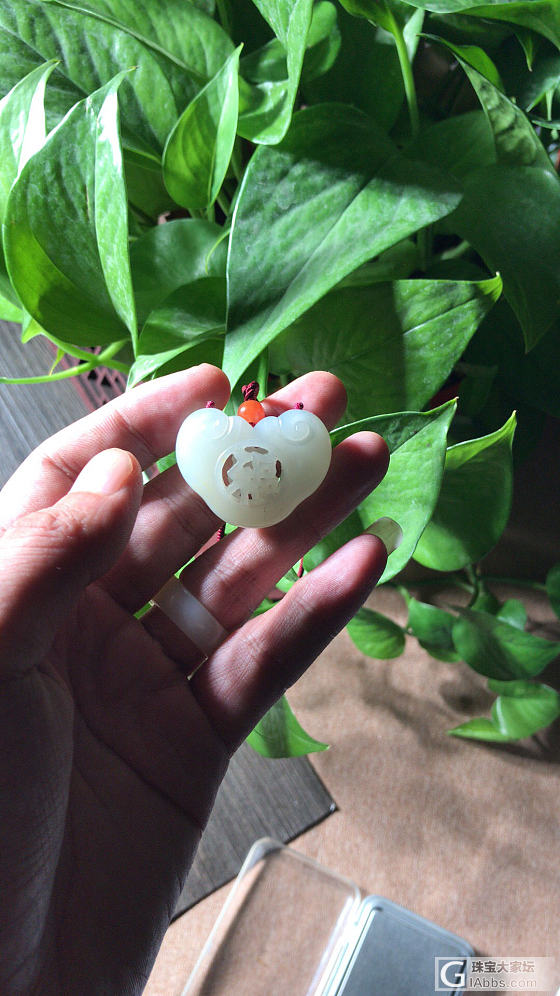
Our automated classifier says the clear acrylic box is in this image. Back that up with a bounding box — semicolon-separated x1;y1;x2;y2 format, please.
182;838;473;996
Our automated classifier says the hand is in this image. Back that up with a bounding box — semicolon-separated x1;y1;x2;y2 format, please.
0;365;389;995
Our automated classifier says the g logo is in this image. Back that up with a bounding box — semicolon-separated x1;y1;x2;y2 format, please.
439;959;466;989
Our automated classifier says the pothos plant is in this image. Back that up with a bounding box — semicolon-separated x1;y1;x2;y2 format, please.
1;0;559;756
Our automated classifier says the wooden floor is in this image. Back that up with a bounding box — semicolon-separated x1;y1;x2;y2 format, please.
0;322;335;913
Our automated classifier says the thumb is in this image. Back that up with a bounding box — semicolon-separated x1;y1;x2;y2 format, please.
0;448;142;676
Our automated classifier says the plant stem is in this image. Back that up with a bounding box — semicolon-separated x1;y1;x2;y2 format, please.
0;362;97;385
389;17;420;138
1;338;130;385
257;347;269;395
437;239;471;262
97;339;130;371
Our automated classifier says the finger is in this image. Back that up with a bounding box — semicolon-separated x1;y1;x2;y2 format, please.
190;533;387;749
261;370;347;425
99;371;350;612
0;448;143;677
0;364;230;532
142;431;389;666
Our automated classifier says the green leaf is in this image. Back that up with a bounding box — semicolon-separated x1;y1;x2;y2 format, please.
4;75;137;348
130;335;224;386
407;110;496;181
414;413;516;572
407;597;461;661
94;80;137;350
450;165;560;349
465;299;560;418
469;582;501;616
496;599;527;630
398;0;560;51
238;0;313;143
225;104;461;389
455;55;554;173
163;47;241;211
130;219;227;328
546;564;560;620
491;681;560;739
347;606;405;659
0;0;234;153
124;147;174;220
0;61;57;225
448;717;512;742
500;33;560;111
247;695;328;757
304;8;405;133
270;275;501;422
451;608;560;681
422;33;504;89
0;292;23;322
301;1;341;82
339;0;413;32
129;276;226;387
306;400;456;583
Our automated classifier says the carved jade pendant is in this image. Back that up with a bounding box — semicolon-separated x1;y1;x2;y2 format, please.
175;407;332;527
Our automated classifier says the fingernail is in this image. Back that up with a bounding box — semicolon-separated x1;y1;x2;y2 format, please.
71;449;134;496
364;516;403;556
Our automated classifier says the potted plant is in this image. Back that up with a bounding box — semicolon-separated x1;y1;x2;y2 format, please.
1;0;559;754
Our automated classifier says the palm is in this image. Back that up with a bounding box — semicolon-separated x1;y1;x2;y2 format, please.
27;584;225;994
0;367;388;995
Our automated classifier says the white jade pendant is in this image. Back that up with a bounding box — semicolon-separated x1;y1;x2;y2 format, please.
175;407;332;527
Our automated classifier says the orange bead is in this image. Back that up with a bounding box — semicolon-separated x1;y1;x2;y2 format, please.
237;399;266;425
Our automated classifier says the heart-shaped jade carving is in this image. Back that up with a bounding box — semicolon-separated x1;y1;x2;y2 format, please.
176;407;332;527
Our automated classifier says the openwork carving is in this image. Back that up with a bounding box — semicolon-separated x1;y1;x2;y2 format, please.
176;407;331;528
221;446;282;505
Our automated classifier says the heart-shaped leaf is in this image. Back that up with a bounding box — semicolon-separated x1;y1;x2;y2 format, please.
0;60;57;306
0;60;56;224
0;292;23;322
454;53;553;173
270;275;501;421
496;599;527;631
238;0;313;143
130;219;227;328
423;34;504;89
414;413;516;571
247;695;328;757
163;47;241;211
128;277;226;387
447;717;512;742
406;597;461;661
452;166;560;351
4;74;137;348
305;400;456;583
0;0;233;152
407;110;496;181
492;682;560;739
225;103;461;388
347;607;405;659
450;680;560;741
397;1;560;51
304;8;405;133
451;608;560;681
